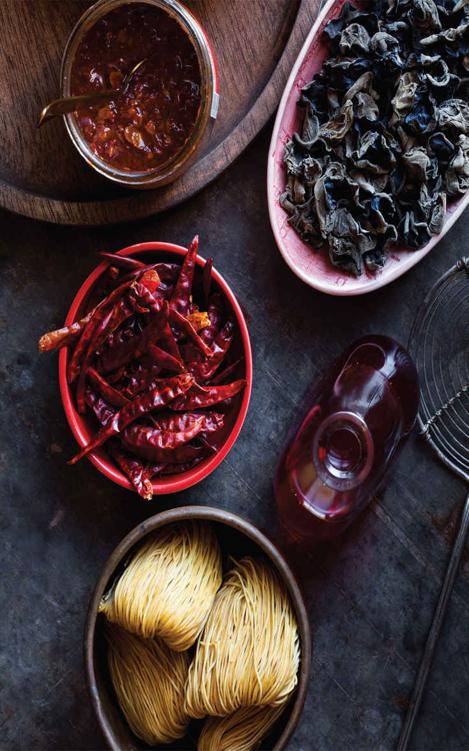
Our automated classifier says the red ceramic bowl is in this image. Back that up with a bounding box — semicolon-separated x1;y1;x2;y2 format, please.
59;241;252;495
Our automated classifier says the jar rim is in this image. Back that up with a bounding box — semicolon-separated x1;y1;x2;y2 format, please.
60;0;218;187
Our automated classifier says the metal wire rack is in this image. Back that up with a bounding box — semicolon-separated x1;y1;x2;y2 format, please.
398;258;469;751
410;257;469;482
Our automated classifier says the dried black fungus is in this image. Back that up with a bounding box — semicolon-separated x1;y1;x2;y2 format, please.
281;0;469;276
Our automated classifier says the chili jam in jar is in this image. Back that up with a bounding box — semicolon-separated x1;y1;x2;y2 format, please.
62;0;218;187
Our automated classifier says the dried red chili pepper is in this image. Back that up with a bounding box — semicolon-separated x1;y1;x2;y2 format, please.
169;308;213;358
85;388;116;426
153;310;185;362
98;331;140;374
147;462;167;478
87;367;129;408
209;357;243;386
155;281;174;300
203;256;213;306
121;413;221;460
106;366;127;384
154;263;180;282
170;235;198;316
198;433;219;454
111;264;158;288
102;328;132;359
94;295;139;354
170;379;246;411
200;293;223;346
150;411;224;434
147;343;185;373
157;459;202;474
123;440;210;465
191;320;235;381
155;302;182;363
129;281;163;314
86;277;115;312
68;314;101;385
195;412;225;433
124;365;161;398
98;307;167;373
180;342;203;371
68;279;131;383
76;290;138;411
98;252;146;270
94;278;135;310
187;310;210;331
108;441;153;500
69;373;192;463
76;306;115;413
38;308;95;352
76;293;143;400
140;269;160;294
86;377;158;430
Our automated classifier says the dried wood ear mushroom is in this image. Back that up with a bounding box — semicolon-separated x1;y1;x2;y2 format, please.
281;0;469;276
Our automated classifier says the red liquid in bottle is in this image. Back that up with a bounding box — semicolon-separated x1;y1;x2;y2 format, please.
275;336;419;543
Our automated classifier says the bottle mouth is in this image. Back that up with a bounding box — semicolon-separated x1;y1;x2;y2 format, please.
313;411;374;491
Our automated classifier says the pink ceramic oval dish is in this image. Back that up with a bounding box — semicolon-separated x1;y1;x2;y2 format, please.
267;0;469;296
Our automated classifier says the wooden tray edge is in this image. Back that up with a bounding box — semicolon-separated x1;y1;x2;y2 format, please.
0;0;318;226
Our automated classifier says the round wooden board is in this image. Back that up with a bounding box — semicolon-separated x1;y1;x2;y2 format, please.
0;0;320;226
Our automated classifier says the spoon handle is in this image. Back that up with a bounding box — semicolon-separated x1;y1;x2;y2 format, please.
38;91;114;126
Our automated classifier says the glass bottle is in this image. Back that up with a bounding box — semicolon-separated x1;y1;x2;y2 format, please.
274;336;419;543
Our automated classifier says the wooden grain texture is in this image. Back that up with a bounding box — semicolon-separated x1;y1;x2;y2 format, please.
0;0;321;225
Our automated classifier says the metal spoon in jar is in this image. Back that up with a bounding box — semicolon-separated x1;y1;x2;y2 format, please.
37;58;147;127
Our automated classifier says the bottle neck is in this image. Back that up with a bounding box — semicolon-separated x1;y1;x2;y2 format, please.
312;411;374;491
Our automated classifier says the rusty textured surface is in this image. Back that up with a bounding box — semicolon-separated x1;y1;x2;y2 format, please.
0;127;468;749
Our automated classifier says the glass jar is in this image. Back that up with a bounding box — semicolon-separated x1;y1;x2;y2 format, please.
275;336;420;544
61;0;219;188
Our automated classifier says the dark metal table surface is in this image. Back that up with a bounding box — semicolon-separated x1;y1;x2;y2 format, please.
1;127;468;751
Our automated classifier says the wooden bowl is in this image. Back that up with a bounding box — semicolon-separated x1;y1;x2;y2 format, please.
85;506;311;750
